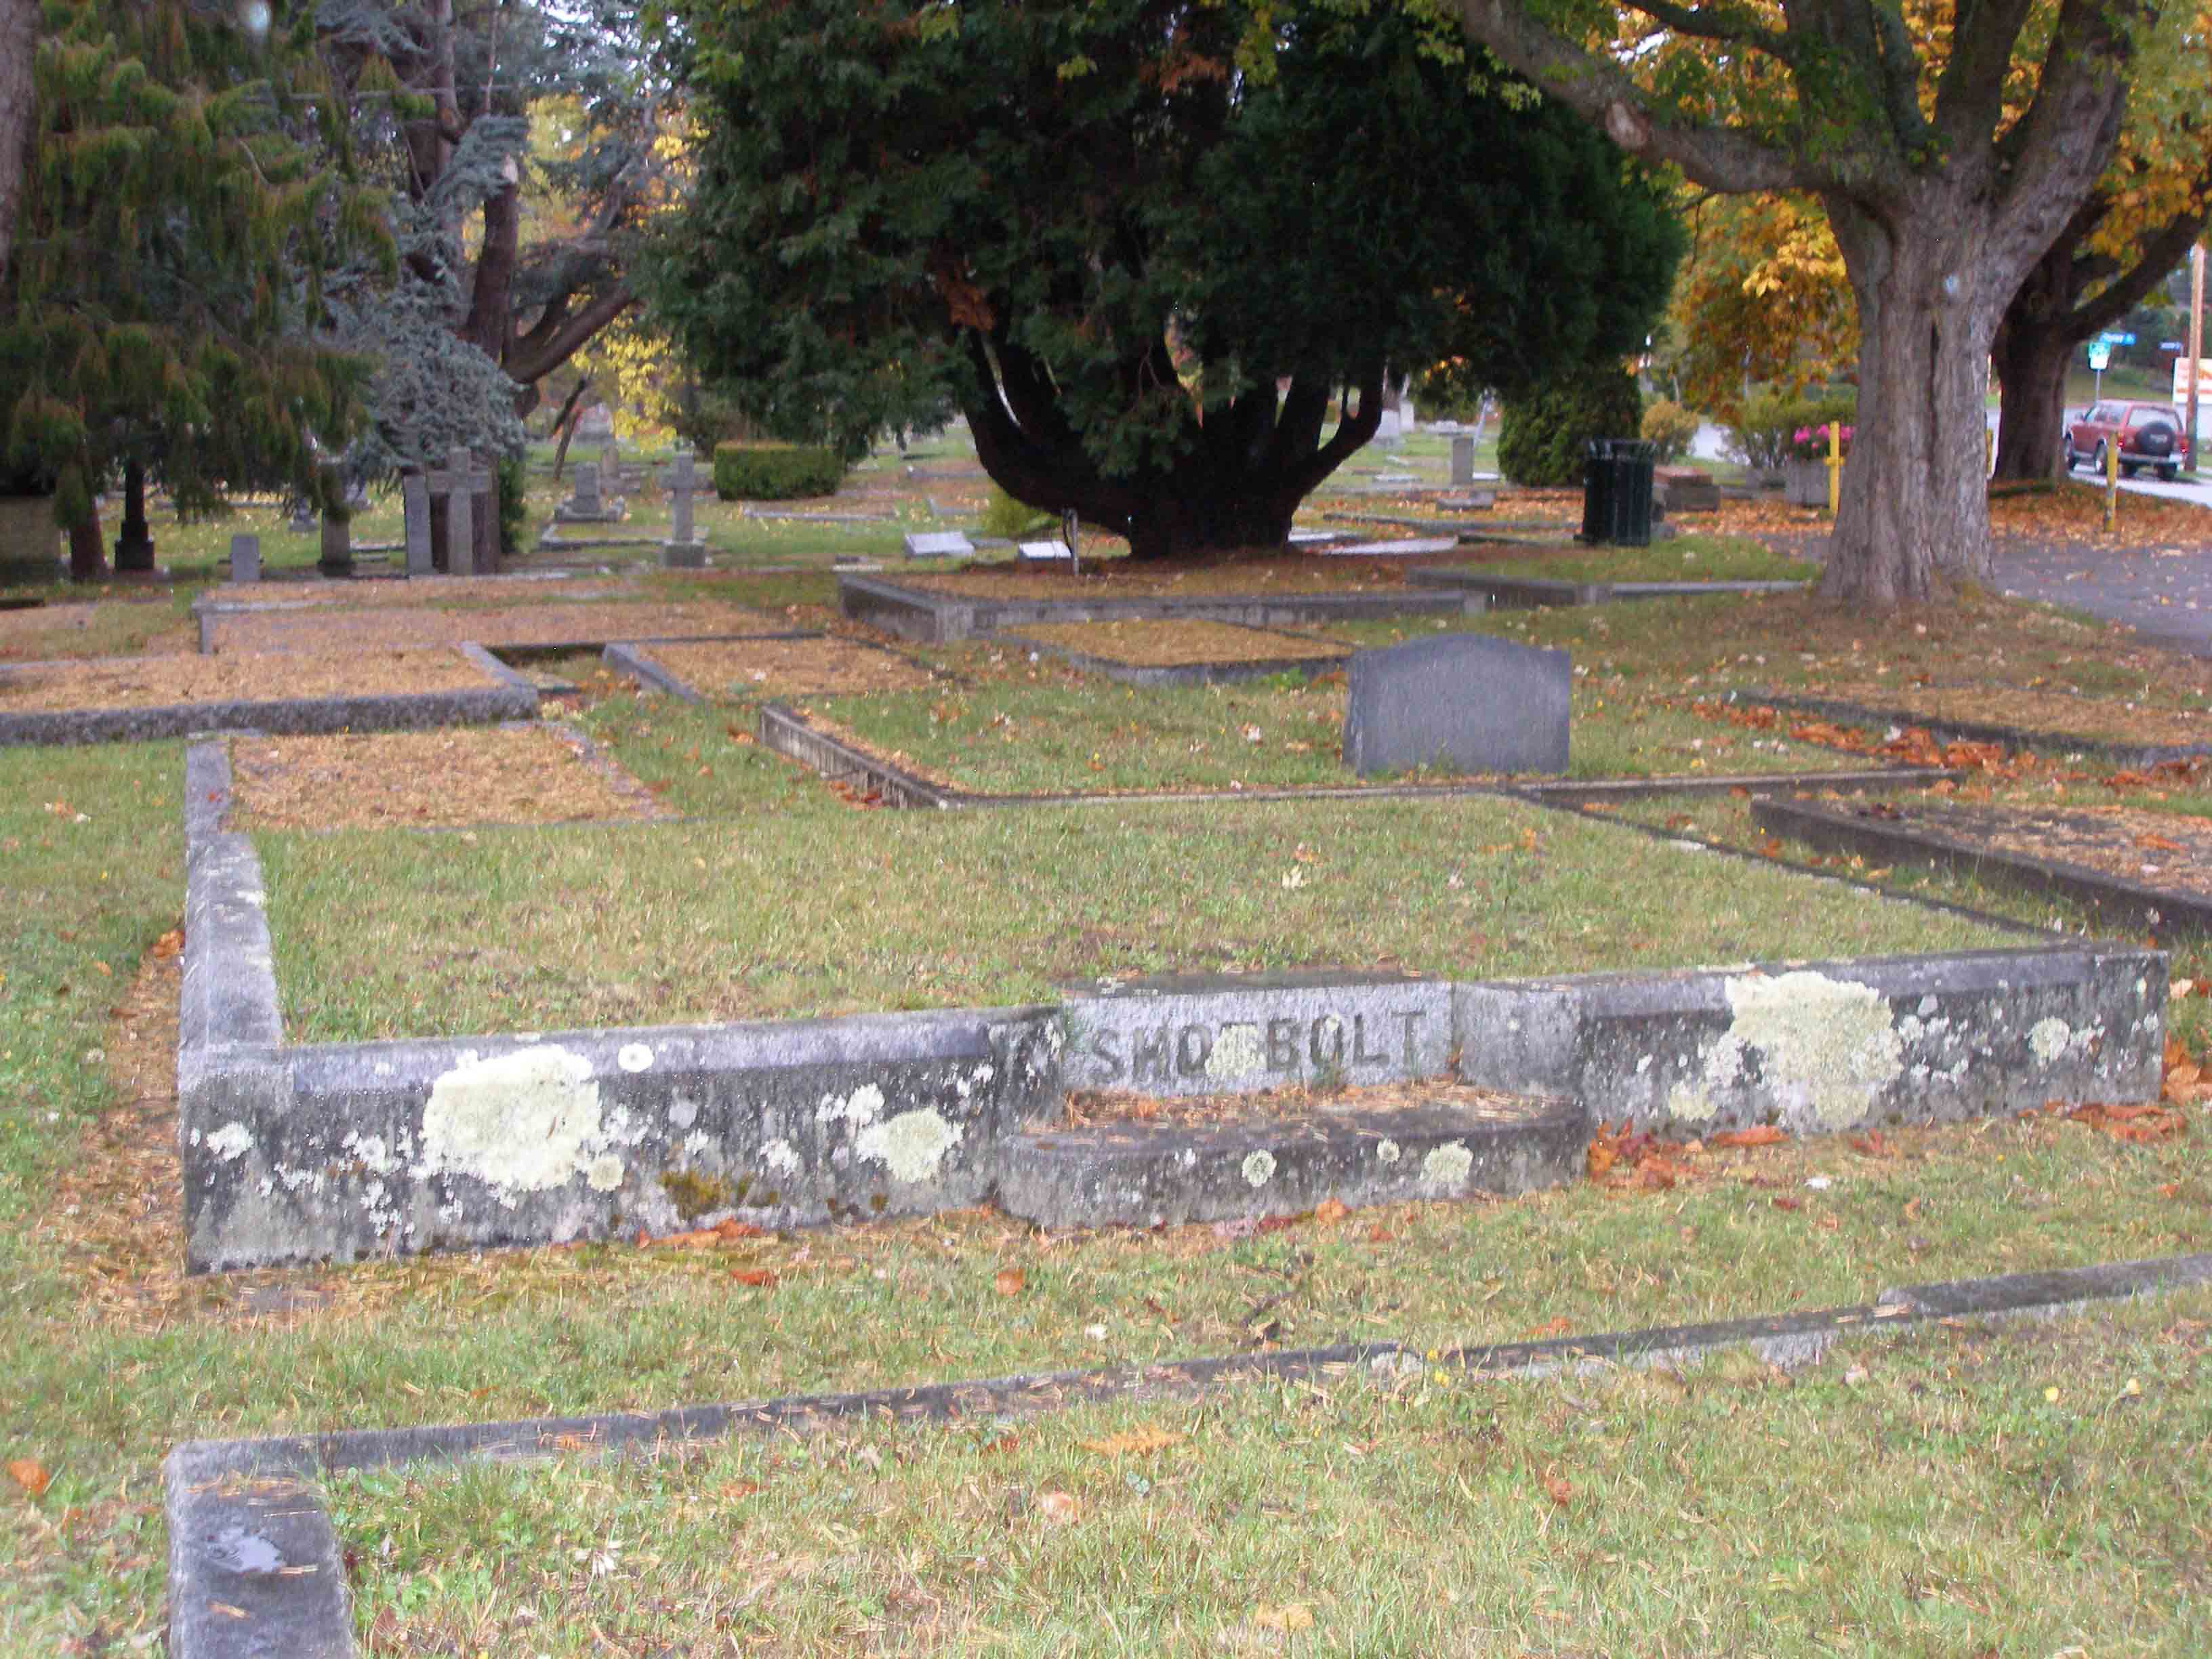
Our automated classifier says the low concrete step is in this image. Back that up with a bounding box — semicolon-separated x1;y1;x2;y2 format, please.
999;1087;1586;1229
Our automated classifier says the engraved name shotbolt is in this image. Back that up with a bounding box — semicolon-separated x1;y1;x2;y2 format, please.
1075;1007;1437;1088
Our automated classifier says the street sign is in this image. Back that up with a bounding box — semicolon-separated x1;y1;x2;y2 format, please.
2087;342;2112;371
2097;331;2135;346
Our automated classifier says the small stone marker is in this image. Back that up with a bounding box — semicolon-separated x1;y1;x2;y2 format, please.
402;475;433;576
1342;632;1569;777
1374;472;1420;486
659;452;707;567
319;510;352;577
1374;408;1401;445
1287;527;1348;547
1017;539;1072;562
903;530;974;559
424;446;491;577
569;461;603;515
1451;434;1476;486
600;441;622;493
228;532;260;584
1656;466;1721;513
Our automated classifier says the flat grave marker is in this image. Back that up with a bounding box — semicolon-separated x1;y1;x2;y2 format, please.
1343;632;1569;777
905;530;975;560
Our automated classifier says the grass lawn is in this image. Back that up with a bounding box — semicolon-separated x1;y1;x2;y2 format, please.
327;1284;2212;1654
253;791;2021;1042
1457;531;1820;585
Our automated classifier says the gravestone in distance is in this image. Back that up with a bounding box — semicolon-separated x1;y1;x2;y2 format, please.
1656;465;1721;514
228;533;260;585
402;475;433;576
556;459;625;525
1342;633;1569;777
316;465;352;577
904;530;975;559
1017;539;1072;563
1451;434;1476;487
424;447;492;577
1373;408;1402;446
659;452;708;568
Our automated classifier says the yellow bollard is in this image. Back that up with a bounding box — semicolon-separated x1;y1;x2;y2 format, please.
2105;433;2119;532
1826;419;1842;515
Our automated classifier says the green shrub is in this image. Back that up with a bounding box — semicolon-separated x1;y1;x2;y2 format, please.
1639;398;1702;464
1727;386;1856;470
979;485;1057;540
1496;368;1643;487
496;453;529;556
711;441;846;501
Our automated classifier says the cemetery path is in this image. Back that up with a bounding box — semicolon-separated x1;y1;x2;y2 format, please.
1992;535;2212;659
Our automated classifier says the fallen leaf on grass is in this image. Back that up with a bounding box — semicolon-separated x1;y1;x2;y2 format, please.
642;1218;768;1249
1080;1426;1186;1457
150;927;184;960
1254;1604;1315;1633
994;1267;1026;1296
2070;1101;2188;1141
1710;1125;1786;1149
1313;1197;1349;1225
1529;1315;1573;1338
718;1480;762;1500
730;1268;778;1288
1036;1490;1082;1525
1847;1132;1891;1157
2134;832;2188;853
6;1460;49;1498
1771;1195;1803;1212
1540;1471;1573;1507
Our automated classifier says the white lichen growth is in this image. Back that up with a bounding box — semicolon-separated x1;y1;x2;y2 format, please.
818;1084;886;1128
762;1137;801;1176
2028;1017;2072;1065
585;1154;626;1192
617;1042;654;1073
1242;1149;1277;1187
417;1045;602;1194
854;1109;962;1183
1722;971;1905;1129
205;1121;254;1163
1206;1025;1266;1080
1375;1139;1402;1165
1422;1141;1474;1190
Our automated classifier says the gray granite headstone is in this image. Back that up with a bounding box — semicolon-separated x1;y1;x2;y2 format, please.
570;462;602;514
904;530;974;559
228;533;260;584
1342;633;1569;777
402;475;433;575
319;512;351;577
1451;435;1475;486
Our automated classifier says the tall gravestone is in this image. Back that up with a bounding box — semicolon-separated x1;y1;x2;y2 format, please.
1451;435;1476;487
228;533;260;585
1342;634;1569;777
402;475;433;576
659;453;707;567
425;447;491;577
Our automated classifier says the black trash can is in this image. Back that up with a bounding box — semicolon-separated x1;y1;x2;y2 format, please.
1578;438;1657;547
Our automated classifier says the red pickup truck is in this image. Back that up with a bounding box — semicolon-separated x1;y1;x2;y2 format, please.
2063;401;2190;480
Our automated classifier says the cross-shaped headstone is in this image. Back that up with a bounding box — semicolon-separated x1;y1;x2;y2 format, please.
659;451;707;567
424;446;492;576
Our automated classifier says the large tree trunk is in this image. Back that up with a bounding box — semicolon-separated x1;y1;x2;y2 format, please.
0;0;35;282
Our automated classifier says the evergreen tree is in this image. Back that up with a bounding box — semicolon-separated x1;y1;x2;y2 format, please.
1;0;387;578
653;0;1682;560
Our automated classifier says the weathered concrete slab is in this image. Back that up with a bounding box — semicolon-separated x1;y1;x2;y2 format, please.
839;573;1473;645
1343;632;1570;777
1000;1097;1586;1229
1061;972;1454;1097
1454;945;2166;1138
165;1438;349;1658
1406;569;1810;609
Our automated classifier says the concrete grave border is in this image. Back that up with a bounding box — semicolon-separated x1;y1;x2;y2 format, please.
1729;689;2212;769
602;632;956;707
180;731;2163;1267
1408;567;1812;609
1754;794;2212;942
0;642;538;747
987;626;1351;687
838;571;1477;644
165;1250;2212;1658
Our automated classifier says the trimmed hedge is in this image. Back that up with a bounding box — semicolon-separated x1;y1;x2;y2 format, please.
1497;368;1643;487
712;441;846;501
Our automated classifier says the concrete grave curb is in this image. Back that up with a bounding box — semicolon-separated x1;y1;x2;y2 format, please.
838;572;1476;644
604;634;958;708
0;645;539;747
1754;794;2212;941
1408;567;1811;609
164;1250;2212;1657
989;628;1351;688
1727;689;2212;769
180;737;2165;1266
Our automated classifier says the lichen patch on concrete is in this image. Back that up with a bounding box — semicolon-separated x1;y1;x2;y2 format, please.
817;1084;886;1128
1719;970;1905;1130
205;1122;254;1163
1206;1025;1266;1081
417;1044;604;1197
1241;1149;1277;1187
1421;1140;1473;1189
853;1109;961;1183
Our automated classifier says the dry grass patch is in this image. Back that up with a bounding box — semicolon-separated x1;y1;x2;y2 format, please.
228;724;666;832
640;636;943;699
0;646;493;710
1780;678;2211;749
1012;619;1349;667
0;597;197;661
207;598;777;655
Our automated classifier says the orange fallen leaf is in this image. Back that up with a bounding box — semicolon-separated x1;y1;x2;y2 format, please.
994;1267;1025;1296
2134;832;2187;853
1586;1139;1619;1179
2069;1101;2188;1141
718;1479;762;1500
1711;1125;1786;1149
1313;1197;1349;1225
1541;1471;1573;1506
730;1267;778;1288
1771;1195;1803;1212
1036;1490;1082;1525
150;927;184;960
1847;1132;1890;1157
6;1460;49;1498
645;1218;769;1249
1529;1315;1573;1338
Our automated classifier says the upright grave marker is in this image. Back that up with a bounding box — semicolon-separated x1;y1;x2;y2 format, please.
1342;632;1569;776
316;465;352;578
402;475;433;576
1451;434;1476;487
228;532;260;584
660;452;708;567
425;447;492;577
